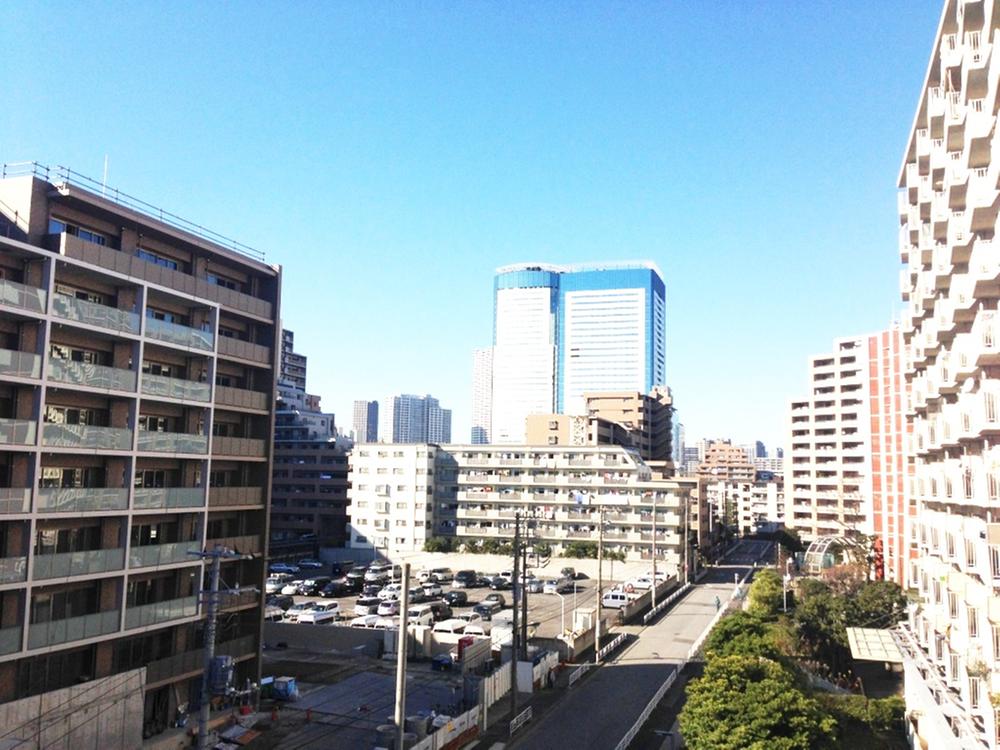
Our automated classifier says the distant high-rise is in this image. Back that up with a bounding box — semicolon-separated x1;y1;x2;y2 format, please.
755;440;766;458
482;262;666;443
280;328;307;390
379;394;451;444
471;348;492;443
352;400;379;442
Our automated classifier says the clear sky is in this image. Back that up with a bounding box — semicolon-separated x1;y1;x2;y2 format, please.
2;1;943;450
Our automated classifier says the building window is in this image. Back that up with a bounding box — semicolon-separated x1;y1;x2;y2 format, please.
949;592;959;619
969;606;980;639
49;218;107;246
206;272;240;291
991;547;1000;580
967;540;978;569
137;249;179;271
970;677;981;709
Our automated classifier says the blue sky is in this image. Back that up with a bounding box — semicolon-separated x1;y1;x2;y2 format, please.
2;1;942;449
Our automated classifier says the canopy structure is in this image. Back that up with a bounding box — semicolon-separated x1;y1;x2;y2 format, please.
846;627;903;663
801;535;862;575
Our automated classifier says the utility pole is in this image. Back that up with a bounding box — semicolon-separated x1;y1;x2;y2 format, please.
651;492;657;609
394;563;411;748
510;514;520;719
520;532;529;659
594;504;604;659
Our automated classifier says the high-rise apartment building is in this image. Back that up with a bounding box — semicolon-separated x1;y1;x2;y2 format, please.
897;5;1000;747
280;328;306;390
696;440;755;485
477;262;667;443
379;394;451;444
352;399;378;443
585;388;674;465
471;347;492;444
0;164;278;741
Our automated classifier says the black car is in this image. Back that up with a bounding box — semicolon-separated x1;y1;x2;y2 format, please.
443;590;468;607
408;588;427;604
453;570;479;588
476;575;493;588
484;592;507;607
330;561;355;578
362;582;383;597
266;594;294;611
428;601;453;622
346;566;368;586
473;601;502;620
319;580;349;598
489;576;511;591
297;576;332;596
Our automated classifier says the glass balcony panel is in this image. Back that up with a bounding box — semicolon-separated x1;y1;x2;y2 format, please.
129;540;200;568
52;293;140;334
32;548;125;580
0;419;37;446
36;487;129;513
124;595;198;629
207;486;263;507
133;487;205;510
0;488;31;513
28;609;120;649
0;556;27;584
48;358;136;392
144;318;214;351
137;431;209;454
0;278;47;314
42;423;133;450
0;348;41;378
0;625;21;655
141;373;211;402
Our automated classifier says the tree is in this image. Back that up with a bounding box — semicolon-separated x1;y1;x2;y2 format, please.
703;611;780;660
423;537;454;553
562;541;598;559
748;569;784;619
843;580;907;629
679;655;837;750
793;585;850;675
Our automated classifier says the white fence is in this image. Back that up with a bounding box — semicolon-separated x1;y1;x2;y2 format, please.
596;632;628;662
613;670;678;750
509;706;533;736
642;582;692;624
411;705;481;750
567;662;591;688
481;661;511;711
533;650;560;686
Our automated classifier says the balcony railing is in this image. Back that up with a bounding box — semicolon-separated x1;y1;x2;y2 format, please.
216;336;271;365
133;487;205;510
207;486;263;507
0;278;47;314
0;348;41;378
124;595;198;629
0;488;30;513
214;385;268;411
137;430;209;454
36;487;129;513
144;317;214;352
129;540;200;568
211;436;266;458
42;423;133;451
51;293;140;334
48;358;137;392
0;625;21;656
220;590;259;610
0;418;37;446
140;373;211;402
205;535;261;555
33;548;125;580
28;609;120;649
0;556;27;584
145;635;256;684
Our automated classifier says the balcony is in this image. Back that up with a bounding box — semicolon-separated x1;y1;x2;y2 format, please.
51;293;140;335
144;317;214;352
42;423;133;451
0;278;47;315
0;418;37;447
214;385;268;411
36;487;129;513
145;635;255;684
211;436;266;458
216;336;271;365
141;373;211;403
28;609;120;649
124;595;198;629
220;590;260;611
47;358;136;393
137;430;209;455
0;556;27;584
0;348;41;379
205;535;261;555
129;540;200;568
0;488;30;514
207;486;263;508
133;487;205;510
33;548;125;580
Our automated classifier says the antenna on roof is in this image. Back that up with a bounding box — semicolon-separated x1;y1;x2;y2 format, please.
101;155;108;197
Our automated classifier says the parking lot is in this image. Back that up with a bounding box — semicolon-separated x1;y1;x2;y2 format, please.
267;566;622;640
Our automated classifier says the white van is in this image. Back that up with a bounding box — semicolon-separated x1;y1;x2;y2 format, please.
464;624;490;637
407;605;434;627
432;618;467;635
601;590;634;609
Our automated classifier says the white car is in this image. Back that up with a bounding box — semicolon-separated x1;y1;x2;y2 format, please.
628;576;655;591
281;580;304;596
266;574;294;594
373;617;398;629
378;583;403;601
645;569;669;582
365;565;392;582
421;581;443;597
354;597;382;616
285;601;318;622
298;602;340;624
543;578;570;595
264;604;284;621
377;600;400;617
350;614;380;628
407;606;435;627
456;611;485;628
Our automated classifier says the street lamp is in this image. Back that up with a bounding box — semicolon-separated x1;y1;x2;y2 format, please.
783;557;794;613
554;590;566;635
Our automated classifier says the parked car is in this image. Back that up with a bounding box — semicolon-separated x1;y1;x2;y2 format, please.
377;599;400;617
601;590;636;609
362;582;383;597
285;601;318;622
476;575;494;588
432;618;467;635
354;596;382;616
464;624;490;637
472;600;502;620
281;580;305;596
408;588;428;604
350;614;379;628
498;570;513;582
365;565;392;582
373;617;398;630
346;566;368;586
429;568;454;583
453;570;479;588
407;605;435;627
645;569;668;582
298;601;340;624
264;604;285;621
297;559;325;570
378;583;403;601
560;567;577;580
421;581;443;597
527;578;546;593
265;573;294;594
428;601;453;622
319;580;350;598
484;592;507;607
266;594;294;611
489;577;511;591
298;576;332;596
269;563;300;575
455;611;485;629
330;561;355;578
443;590;468;607
627;576;655;591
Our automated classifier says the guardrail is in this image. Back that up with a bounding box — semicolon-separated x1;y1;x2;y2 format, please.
643;582;692;624
567;662;591;688
509;706;533;735
613;670;678;750
596;632;628;662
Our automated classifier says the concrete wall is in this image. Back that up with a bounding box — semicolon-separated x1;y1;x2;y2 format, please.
263;622;384;658
0;668;144;750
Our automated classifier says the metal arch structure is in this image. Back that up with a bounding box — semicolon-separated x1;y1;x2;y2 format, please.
801;534;868;575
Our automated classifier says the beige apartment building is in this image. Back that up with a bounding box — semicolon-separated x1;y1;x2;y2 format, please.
0;164;279;741
696;440;754;484
896;3;1000;748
